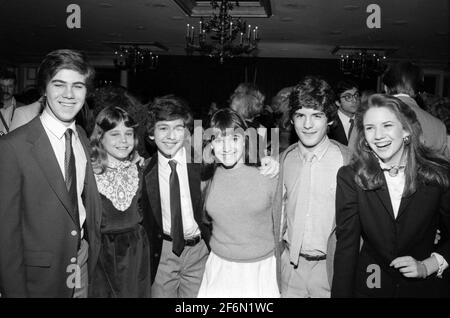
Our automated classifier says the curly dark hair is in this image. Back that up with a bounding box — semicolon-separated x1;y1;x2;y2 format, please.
288;75;337;125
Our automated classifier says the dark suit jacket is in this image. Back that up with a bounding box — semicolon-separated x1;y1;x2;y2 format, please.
0;117;102;297
396;95;449;157
332;165;450;298
328;116;348;146
141;151;211;283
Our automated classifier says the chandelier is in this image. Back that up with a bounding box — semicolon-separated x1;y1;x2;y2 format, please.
185;0;261;63
332;46;396;79
113;46;159;72
104;42;168;73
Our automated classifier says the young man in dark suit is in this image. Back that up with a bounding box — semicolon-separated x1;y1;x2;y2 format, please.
142;95;211;298
328;79;360;146
0;49;101;297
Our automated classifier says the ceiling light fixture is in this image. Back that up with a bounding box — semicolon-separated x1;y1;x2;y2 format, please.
332;46;397;79
184;0;262;64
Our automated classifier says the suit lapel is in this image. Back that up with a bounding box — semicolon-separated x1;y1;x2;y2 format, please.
396;188;415;220
144;155;162;228
336;117;348;144
28;118;78;226
374;185;396;220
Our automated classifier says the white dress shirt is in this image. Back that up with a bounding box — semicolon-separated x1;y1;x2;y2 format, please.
158;147;200;238
40;108;87;237
337;109;354;139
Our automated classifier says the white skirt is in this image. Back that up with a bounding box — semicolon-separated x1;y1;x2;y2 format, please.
197;251;280;298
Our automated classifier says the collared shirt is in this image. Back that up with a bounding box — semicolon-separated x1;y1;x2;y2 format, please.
0;97;17;134
283;136;344;256
337;109;354;139
40;108;87;237
380;161;405;218
158;147;200;238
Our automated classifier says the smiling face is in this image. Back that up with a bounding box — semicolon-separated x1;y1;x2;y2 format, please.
292;107;330;150
101;121;135;164
44;69;87;126
151;118;187;158
211;130;245;168
363;106;409;166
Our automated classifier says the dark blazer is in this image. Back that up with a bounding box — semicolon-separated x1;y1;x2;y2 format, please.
0;117;102;298
332;165;450;298
328;116;348;146
141;151;211;283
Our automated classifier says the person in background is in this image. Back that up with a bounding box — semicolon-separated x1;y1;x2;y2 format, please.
230;84;269;156
332;94;450;297
382;61;449;158
271;86;296;154
0;68;24;134
328;79;361;146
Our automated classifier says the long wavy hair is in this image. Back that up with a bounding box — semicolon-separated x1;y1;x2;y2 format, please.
90;106;138;174
352;94;449;196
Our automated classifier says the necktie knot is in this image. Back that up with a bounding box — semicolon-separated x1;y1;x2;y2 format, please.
64;128;73;143
168;159;177;172
304;152;315;163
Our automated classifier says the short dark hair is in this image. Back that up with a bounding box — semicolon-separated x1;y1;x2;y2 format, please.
334;79;360;99
146;94;194;137
382;61;423;97
0;68;17;83
37;49;95;95
288;75;336;122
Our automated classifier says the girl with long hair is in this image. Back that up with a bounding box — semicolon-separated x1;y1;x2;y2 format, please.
332;94;450;297
89;106;151;297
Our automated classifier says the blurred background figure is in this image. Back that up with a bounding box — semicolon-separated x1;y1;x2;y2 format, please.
0;68;24;134
382;61;448;157
271;86;295;154
229;83;271;156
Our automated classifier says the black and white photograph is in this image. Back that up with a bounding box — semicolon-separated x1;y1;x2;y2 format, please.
0;0;449;307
